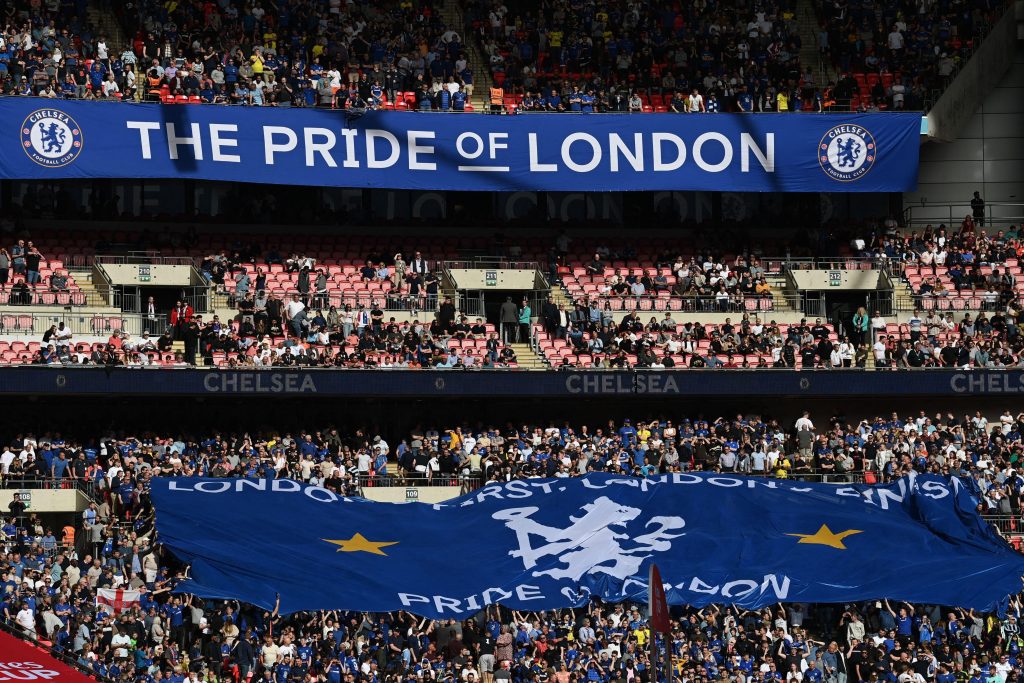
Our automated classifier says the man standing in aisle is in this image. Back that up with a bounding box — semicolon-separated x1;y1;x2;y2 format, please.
500;297;518;343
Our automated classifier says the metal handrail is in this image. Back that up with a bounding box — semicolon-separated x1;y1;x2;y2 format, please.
568;292;799;314
0;92;925;113
0;312;168;337
0;621;116;683
0;477;97;500
902;202;1024;230
356;474;483;489
95;254;195;266
893;293;1009;312
0;288;108;308
982;514;1024;535
780;257;892;271
444;259;539;270
225;290;442;313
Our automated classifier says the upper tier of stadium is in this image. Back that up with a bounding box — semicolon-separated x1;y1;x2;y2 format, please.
1;0;1011;112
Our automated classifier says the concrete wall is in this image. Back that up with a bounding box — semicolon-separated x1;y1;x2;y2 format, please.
908;44;1024;225
100;263;195;287
360;486;464;504
788;270;884;290
0;488;90;513
926;2;1022;142
447;269;538;290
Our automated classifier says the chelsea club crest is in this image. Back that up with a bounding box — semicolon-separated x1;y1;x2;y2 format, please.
818;124;876;182
21;109;84;168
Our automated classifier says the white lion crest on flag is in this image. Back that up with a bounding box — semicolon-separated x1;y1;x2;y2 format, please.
492;496;685;581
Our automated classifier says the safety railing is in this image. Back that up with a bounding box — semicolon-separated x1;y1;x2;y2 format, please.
568;292;799;314
903;202;1024;230
228;290;443;313
0;476;97;500
95;253;195;266
894;293;1006;312
0;313;168;337
983;515;1024;536
444;259;539;270
356;474;483;490
0;288;108;308
0;621;116;683
780;257;893;272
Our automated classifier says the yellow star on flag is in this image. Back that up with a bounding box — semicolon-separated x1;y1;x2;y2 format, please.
323;533;398;555
786;524;863;550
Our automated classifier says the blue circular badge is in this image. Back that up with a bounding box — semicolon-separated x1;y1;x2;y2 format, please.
818;124;876;182
21;109;84;168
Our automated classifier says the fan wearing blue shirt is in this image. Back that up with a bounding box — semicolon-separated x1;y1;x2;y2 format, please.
580;90;594;112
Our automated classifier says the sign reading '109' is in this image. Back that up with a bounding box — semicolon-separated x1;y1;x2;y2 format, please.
1;100;922;193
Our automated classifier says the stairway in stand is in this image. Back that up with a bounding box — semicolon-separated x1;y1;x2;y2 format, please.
86;1;138;100
437;0;493;111
794;0;836;87
509;342;548;370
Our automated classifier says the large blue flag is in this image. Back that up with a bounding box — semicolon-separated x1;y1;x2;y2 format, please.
150;473;1024;617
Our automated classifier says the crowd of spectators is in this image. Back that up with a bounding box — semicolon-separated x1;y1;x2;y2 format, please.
856;218;1023;313
21;307;519;369
4;408;1024;683
1;0;478;109
560;254;775;313
462;0;831;113
538;305;1024;370
5;0;1006;111
210;249;444;314
812;0;1008;108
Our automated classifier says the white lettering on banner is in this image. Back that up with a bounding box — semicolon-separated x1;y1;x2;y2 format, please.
681;574;791;600
0;662;59;680
561;133;603;173
742;133;775;172
126;121;160;159
653;133;686;171
166;122;203;160
528;133;557;172
461;472;951;510
565;374;680;394
396;574;789;615
202;372;317;393
305;128;338;167
341;129;359;167
209;124;240;162
919;479;951;500
693;132;732;172
366;130;400;168
264;126;298;164
166;479;345;501
457;132;484;159
951;373;1024;394
489;133;509;158
122;119;780;178
610;133;644;172
407;131;437;171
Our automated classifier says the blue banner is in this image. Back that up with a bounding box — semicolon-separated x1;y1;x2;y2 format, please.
151;473;1024;617
0;100;920;192
2;367;1024;397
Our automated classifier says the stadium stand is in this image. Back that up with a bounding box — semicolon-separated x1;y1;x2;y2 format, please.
1;0;1023;676
6;0;1007;112
810;0;1013;110
3;409;1024;683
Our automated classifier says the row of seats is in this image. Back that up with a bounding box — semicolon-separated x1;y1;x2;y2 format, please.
569;295;778;312
0;316;128;334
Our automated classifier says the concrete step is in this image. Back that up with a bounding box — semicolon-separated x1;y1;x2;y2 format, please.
509;342;547;368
